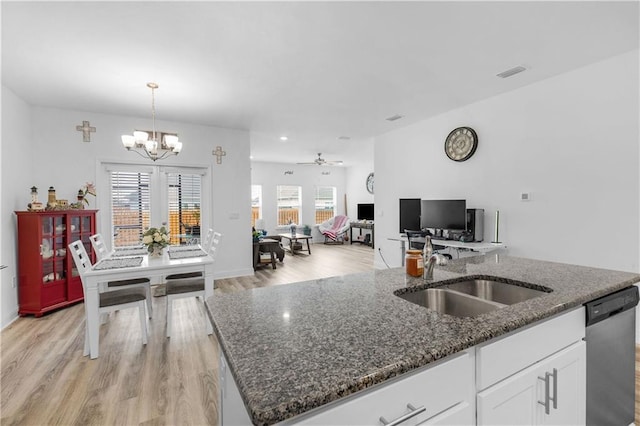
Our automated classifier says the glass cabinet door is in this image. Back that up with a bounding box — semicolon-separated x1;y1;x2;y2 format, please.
42;215;65;284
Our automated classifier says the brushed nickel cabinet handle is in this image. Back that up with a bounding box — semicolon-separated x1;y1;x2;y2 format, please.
551;368;558;410
538;371;551;415
379;403;426;426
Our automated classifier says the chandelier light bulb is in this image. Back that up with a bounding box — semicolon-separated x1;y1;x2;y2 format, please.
121;135;135;148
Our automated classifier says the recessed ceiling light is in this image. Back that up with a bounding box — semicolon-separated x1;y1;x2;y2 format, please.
280;136;288;141
497;66;527;78
385;114;404;122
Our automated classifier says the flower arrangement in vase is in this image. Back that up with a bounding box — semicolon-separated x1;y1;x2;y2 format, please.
142;226;170;257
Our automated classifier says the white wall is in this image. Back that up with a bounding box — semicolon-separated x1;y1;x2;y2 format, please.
1;100;252;327
1;86;34;328
344;140;375;220
375;50;640;273
251;161;346;242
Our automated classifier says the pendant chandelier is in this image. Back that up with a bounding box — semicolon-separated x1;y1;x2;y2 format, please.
121;82;183;161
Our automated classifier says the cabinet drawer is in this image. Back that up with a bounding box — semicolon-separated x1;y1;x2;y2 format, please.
296;350;473;425
476;307;584;390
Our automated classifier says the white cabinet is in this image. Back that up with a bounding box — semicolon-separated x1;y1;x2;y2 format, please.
296;350;474;426
220;350;474;426
477;337;586;425
536;342;585;425
219;308;586;426
476;309;586;425
220;354;253;426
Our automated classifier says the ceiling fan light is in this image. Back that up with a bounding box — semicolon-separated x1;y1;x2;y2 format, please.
121;135;135;148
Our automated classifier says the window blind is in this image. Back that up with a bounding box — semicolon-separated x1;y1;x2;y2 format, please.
251;185;262;226
277;185;301;226
315;186;336;224
168;173;202;244
110;171;151;247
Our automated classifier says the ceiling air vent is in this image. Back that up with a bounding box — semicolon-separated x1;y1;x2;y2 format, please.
385;114;404;122
497;66;527;79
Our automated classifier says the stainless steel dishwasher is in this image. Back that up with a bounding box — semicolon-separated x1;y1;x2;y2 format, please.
585;285;638;426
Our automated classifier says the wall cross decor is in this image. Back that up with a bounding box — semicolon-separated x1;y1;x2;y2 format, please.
75;120;96;142
212;146;226;164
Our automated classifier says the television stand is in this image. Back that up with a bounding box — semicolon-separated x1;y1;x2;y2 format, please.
350;221;374;248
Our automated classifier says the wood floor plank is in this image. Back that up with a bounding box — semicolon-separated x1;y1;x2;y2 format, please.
2;243;637;424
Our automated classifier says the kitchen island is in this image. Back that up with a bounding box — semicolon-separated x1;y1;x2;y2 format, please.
206;255;639;425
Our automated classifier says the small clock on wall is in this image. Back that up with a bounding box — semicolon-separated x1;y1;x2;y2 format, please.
366;172;374;194
444;127;478;162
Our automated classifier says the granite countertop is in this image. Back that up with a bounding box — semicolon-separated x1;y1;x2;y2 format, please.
205;255;640;425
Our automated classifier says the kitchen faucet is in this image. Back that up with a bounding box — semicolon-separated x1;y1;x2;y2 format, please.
422;235;447;280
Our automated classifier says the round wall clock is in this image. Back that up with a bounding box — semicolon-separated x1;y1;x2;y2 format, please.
366;172;374;194
444;127;478;162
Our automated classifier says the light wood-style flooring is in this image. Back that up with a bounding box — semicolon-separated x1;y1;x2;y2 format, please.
2;243;639;424
1;243;375;425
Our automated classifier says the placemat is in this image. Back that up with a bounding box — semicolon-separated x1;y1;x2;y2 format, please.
112;247;148;257
94;257;143;270
168;249;208;259
168;245;202;253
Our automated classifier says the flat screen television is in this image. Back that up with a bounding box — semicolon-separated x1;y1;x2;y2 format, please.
399;198;421;232
357;203;375;221
420;199;466;231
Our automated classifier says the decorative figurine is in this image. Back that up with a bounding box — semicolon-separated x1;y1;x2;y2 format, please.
77;189;85;207
47;186;57;209
28;186;44;211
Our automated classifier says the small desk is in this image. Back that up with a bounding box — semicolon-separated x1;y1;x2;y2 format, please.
350;221;374;248
279;233;312;255
253;239;280;270
389;235;506;266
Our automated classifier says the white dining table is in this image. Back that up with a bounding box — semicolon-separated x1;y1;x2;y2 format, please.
81;248;214;359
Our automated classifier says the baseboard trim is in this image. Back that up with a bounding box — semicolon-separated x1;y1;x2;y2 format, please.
1;311;20;331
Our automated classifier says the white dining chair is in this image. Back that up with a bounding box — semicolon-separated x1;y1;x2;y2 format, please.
164;229;218;281
90;233;153;318
68;240;148;356
165;232;221;338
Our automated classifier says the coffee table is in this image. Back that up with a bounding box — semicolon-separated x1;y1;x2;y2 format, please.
279;233;312;255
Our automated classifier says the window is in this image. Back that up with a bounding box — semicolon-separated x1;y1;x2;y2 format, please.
315;186;336;224
251;185;262;227
102;163;209;249
276;185;301;226
168;173;202;245
110;171;151;247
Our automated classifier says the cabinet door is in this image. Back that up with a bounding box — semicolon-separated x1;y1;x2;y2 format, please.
41;214;67;305
477;366;538;425
478;341;585;426
537;341;585;425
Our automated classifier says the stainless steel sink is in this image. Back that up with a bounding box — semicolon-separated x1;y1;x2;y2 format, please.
397;288;504;317
443;279;548;305
396;278;551;318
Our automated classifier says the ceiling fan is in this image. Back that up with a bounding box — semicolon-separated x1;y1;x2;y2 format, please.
297;153;343;166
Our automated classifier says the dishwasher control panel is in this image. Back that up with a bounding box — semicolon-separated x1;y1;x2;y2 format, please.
585;286;639;326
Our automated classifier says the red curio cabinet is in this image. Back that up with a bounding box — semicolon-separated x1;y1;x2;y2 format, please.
15;210;97;316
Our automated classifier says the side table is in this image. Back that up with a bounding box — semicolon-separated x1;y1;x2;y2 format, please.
253;239;280;270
